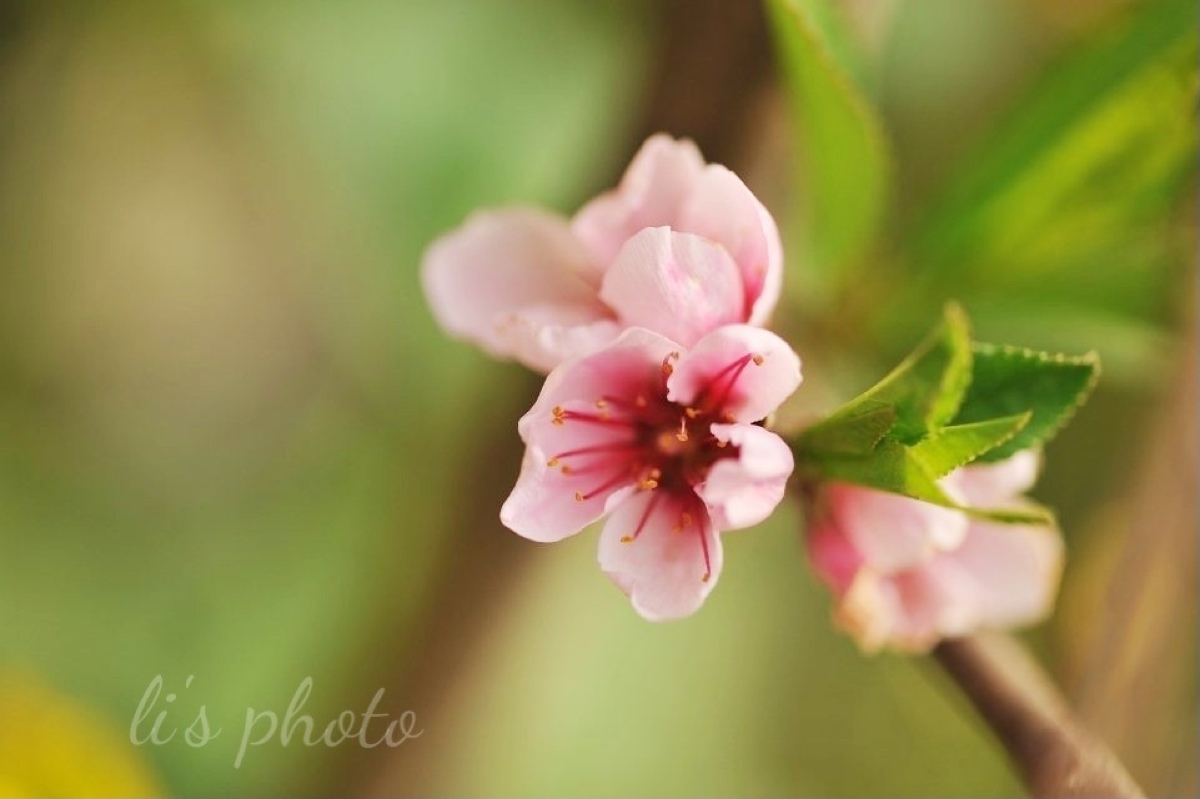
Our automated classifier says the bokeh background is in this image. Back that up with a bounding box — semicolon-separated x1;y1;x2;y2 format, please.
0;0;1194;796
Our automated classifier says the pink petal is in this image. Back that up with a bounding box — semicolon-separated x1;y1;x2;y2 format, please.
597;491;722;621
827;484;969;573
571;135;706;272
951;516;1064;629
516;327;677;444
421;208;613;372
838;563;972;653
492;305;622;374
666;325;802;423
836;572;901;653
503;328;680;541
890;559;979;647
500;442;636;543
678;165;783;324
696;423;793;530
806;514;864;595
949;450;1042;508
598;228;745;349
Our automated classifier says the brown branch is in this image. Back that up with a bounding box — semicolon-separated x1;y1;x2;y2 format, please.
934;632;1145;798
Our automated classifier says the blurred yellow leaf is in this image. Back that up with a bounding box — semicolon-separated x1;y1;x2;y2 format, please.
0;673;162;798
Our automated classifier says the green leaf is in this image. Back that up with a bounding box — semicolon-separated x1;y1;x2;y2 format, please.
824;303;972;444
909;413;1031;478
815;440;952;505
815;439;1054;526
796;401;895;457
766;0;891;275
911;0;1197;309
953;343;1100;462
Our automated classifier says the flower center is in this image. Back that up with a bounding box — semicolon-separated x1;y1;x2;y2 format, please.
546;350;765;582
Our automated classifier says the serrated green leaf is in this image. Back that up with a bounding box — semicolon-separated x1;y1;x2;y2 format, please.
953;343;1100;462
964;501;1057;527
810;440;1057;527
825;303;972;444
766;0;891;276
796;401;896;457
815;440;951;504
811;438;1055;526
909;413;1031;478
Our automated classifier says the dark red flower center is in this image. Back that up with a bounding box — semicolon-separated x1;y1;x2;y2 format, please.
546;351;763;580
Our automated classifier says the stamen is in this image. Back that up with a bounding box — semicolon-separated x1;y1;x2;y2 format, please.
696;521;712;582
672;512;693;533
696;353;761;413
574;471;633;502
555;409;633;428
621;492;664;543
550;441;639;461
661;351;680;381
676;416;689;442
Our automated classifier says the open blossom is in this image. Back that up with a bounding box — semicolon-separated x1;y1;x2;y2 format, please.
501;325;801;620
422;134;783;372
806;450;1064;652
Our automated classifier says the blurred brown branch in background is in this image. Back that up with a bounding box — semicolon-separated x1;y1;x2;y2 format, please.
935;633;1144;798
357;1;775;794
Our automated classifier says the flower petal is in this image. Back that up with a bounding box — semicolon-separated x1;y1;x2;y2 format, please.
666;325;801;422
571;134;706;272
827;483;969;573
500;443;636;543
493;305;622;374
678;165;783;324
421;208;612;372
516;326;677;444
949;449;1042;508
837;572;903;652
503;327;681;542
696;423;793;531
597;492;722;621
951;516;1064;629
837;561;973;653
599;228;745;348
806;514;864;595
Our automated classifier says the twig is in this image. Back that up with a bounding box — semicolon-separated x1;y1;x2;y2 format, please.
934;632;1145;798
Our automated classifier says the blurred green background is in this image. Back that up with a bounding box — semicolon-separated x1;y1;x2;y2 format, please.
0;0;1194;796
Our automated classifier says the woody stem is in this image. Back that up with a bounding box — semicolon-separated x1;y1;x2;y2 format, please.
932;631;1144;798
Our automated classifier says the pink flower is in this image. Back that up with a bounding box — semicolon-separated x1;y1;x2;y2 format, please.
806;450;1064;652
422;134;783;372
501;324;801;620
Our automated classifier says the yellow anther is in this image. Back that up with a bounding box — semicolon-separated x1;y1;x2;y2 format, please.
552;406;566;425
546;458;559;467
685;407;700;418
560;465;573;475
702;572;711;583
620;535;633;543
574;491;585;502
752;354;764;366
